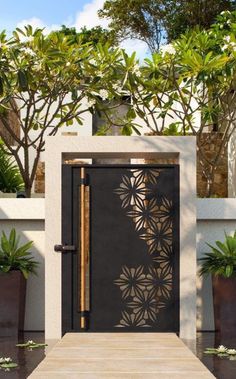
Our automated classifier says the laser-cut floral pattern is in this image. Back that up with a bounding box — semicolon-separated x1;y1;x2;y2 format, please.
116;310;148;327
126;198;158;231
152;247;172;268
114;266;148;299
145;266;173;300
114;169;175;328
140;221;173;255
131;168;161;184
114;174;147;208
127;290;160;323
156;197;173;223
115;266;169;327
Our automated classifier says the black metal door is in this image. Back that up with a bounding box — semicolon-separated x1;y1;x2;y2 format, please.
62;165;179;334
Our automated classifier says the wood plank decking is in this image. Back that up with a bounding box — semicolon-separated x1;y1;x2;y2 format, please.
29;333;215;379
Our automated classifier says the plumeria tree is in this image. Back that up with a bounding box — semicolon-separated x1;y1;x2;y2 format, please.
2;13;236;198
118;11;236;197
0;26;138;196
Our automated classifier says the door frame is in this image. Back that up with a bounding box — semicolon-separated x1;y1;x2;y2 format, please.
45;136;196;340
62;164;180;334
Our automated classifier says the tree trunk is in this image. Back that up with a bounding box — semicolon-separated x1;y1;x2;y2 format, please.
22;174;32;198
93;104;130;164
206;178;213;198
206;166;217;198
24;186;32;198
205;168;215;198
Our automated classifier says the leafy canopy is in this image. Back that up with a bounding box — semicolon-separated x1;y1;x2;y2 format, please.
102;11;236;197
1;11;236;197
167;0;235;41
99;0;235;51
116;12;236;136
59;25;117;46
99;0;167;52
0;25;133;195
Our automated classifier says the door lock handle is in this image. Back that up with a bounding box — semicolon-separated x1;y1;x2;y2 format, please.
54;244;76;253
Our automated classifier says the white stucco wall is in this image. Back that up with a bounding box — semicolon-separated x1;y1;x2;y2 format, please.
0;198;235;332
133;96;201;136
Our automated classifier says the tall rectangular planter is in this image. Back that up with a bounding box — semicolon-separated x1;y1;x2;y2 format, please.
0;271;26;336
213;275;236;337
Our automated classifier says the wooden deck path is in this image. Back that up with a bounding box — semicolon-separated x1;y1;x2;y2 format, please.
29;333;215;379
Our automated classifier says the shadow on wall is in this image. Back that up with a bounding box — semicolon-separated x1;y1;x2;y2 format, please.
197;270;214;331
0;216;45;332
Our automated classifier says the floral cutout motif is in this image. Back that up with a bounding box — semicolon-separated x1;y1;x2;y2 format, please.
156;197;173;223
126;198;158;231
145;266;173;300
116;310;149;327
140;220;173;255
114;169;174;328
114;169;173;258
115;265;172;328
114;174;147;208
131;168;161;184
127;290;161;323
114;266;147;299
152;247;172;268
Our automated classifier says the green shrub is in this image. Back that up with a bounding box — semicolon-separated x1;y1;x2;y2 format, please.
0;142;24;193
199;231;236;278
0;229;38;279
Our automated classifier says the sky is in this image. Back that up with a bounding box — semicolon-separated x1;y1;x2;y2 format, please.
0;0;148;59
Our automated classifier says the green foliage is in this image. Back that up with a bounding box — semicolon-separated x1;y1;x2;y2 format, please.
99;0;166;52
163;123;182;136
199;231;236;278
167;1;235;41
1;12;236;197
59;25;117;46
99;0;235;51
116;11;236;196
0;25;128;195
0;142;24;193
0;229;38;279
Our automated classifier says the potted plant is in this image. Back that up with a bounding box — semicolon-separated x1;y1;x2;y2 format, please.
0;229;38;336
199;231;236;337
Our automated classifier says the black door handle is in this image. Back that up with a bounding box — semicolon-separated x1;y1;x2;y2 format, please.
54;244;76;253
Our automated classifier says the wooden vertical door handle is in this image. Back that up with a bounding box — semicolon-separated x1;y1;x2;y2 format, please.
80;167;86;329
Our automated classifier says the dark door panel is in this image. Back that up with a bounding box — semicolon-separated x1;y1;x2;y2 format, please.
62;165;179;334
